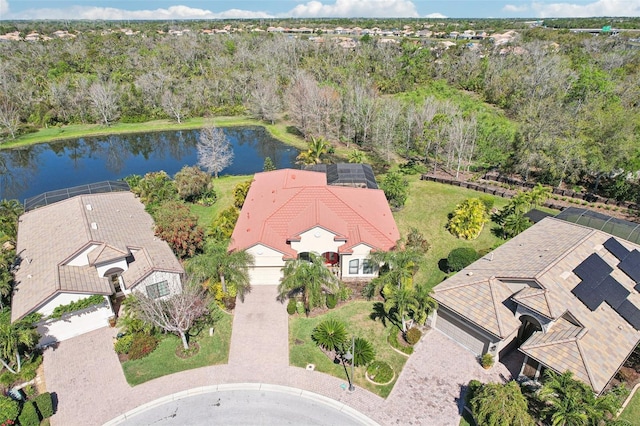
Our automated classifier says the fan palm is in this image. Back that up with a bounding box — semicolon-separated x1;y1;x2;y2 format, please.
278;252;338;314
311;319;348;353
352;337;375;367
296;136;330;165
186;240;254;301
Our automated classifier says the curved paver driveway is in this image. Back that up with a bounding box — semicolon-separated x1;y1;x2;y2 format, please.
44;286;511;425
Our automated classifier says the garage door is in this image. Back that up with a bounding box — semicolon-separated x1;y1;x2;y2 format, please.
436;310;487;356
37;305;113;346
249;267;283;286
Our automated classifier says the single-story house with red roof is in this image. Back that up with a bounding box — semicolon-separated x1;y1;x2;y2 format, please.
12;191;184;345
432;217;640;394
228;169;400;285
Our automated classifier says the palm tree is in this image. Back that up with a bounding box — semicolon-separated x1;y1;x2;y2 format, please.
503;212;532;238
186;240;254;301
347;149;366;163
296;136;330;165
278;252;338;314
352;337;375;367
383;285;418;332
0;199;23;242
365;248;422;298
412;283;438;326
0;309;39;374
311;318;347;353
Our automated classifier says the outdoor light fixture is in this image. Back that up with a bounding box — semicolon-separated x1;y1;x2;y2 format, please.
343;336;356;392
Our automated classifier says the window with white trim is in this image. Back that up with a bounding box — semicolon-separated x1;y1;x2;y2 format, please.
146;281;169;299
363;259;375;274
349;259;359;274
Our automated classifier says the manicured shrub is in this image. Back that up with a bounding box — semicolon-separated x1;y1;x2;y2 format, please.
404;327;422;345
447;247;480;272
479;195;495;213
325;294;337;309
50;294;106;319
405;227;430;253
174;165;215;203
481;353;494;369
296;301;305;315
387;328;413;355
447;198;488;240
114;334;134;354
34;392;54;419
286;299;297;315
0;395;19;424
366;361;394;384
465;379;483;404
127;334;159;360
18;401;39;426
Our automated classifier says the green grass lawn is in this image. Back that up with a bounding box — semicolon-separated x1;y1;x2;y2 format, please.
619;389;640;425
190;174;252;227
394;175;511;291
289;301;408;398
122;312;232;386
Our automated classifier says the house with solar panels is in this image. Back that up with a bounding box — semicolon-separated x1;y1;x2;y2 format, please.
431;217;640;394
228;168;400;286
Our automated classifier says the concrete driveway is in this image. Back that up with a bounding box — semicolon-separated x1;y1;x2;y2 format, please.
43;291;512;426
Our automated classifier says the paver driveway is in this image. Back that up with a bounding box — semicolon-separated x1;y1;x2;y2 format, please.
44;287;512;425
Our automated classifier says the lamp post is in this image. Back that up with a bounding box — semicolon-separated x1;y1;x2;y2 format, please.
343;336;355;391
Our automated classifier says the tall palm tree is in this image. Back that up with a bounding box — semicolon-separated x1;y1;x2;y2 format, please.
503;212;532;238
0;199;23;242
186;240;254;301
0;309;39;374
413;283;438;326
383;285;418;332
278;252;338;314
365;248;422;298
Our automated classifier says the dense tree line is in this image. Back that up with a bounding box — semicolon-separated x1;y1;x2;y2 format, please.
1;21;640;199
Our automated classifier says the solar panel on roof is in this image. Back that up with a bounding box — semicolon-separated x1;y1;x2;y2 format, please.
603;237;630;261
619;250;640;285
600;276;630;309
571;282;603;311
616;300;640;330
573;253;613;283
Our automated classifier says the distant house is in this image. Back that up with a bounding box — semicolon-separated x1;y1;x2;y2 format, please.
228;169;400;285
432;218;640;394
12;191;184;345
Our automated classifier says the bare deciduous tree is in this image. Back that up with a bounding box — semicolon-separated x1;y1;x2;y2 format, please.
88;81;119;126
249;76;281;124
197;125;234;178
161;89;187;124
0;99;20;140
133;284;209;350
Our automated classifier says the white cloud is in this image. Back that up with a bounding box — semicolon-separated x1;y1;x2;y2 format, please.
531;0;640;17
3;3;274;20
503;4;530;12
0;0;9;18
287;0;419;18
425;12;447;18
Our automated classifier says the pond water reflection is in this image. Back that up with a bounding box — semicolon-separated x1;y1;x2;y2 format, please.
0;126;299;202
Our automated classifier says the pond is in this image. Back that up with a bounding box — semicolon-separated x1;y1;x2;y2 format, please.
0;126;299;202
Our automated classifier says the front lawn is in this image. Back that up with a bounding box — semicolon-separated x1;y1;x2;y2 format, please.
121;312;232;386
289;301;408;398
619;388;640;424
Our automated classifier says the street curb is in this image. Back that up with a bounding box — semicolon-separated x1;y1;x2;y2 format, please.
103;383;379;425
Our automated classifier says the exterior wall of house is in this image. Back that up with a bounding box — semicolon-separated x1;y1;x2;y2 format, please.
290;227;345;256
36;298;112;346
432;306;498;357
246;244;285;285
131;271;182;298
96;258;129;278
36;292;95;317
340;244;375;279
66;244;100;266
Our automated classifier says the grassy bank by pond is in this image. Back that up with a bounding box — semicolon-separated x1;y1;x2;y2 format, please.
1;116;309;151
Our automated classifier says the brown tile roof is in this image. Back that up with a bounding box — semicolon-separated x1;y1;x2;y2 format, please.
12;192;183;321
433;218;640;394
229;169;400;257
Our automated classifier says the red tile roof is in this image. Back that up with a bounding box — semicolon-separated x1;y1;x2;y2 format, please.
229;169;399;257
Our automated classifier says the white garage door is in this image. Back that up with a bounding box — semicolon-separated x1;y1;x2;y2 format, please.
436;310;487;356
249;267;283;286
37;305;113;346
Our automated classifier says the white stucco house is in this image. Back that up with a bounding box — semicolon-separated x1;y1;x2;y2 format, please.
12;191;184;345
228;169;400;285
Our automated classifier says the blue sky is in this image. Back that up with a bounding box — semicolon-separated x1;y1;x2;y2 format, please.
1;0;639;20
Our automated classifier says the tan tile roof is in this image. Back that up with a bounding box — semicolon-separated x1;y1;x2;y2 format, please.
12;192;183;321
512;287;554;318
433;217;640;394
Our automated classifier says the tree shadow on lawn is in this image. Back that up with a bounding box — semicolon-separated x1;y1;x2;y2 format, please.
369;302;402;331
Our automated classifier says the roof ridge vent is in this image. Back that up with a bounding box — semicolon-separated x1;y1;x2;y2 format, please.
86;204;92;211
91;222;98;230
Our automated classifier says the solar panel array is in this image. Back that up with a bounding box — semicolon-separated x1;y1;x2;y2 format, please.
572;238;640;330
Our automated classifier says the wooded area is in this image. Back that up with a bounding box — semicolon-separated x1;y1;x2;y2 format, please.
1;19;639;202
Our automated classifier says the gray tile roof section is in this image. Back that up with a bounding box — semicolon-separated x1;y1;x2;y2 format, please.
433;217;640;394
12;192;184;322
